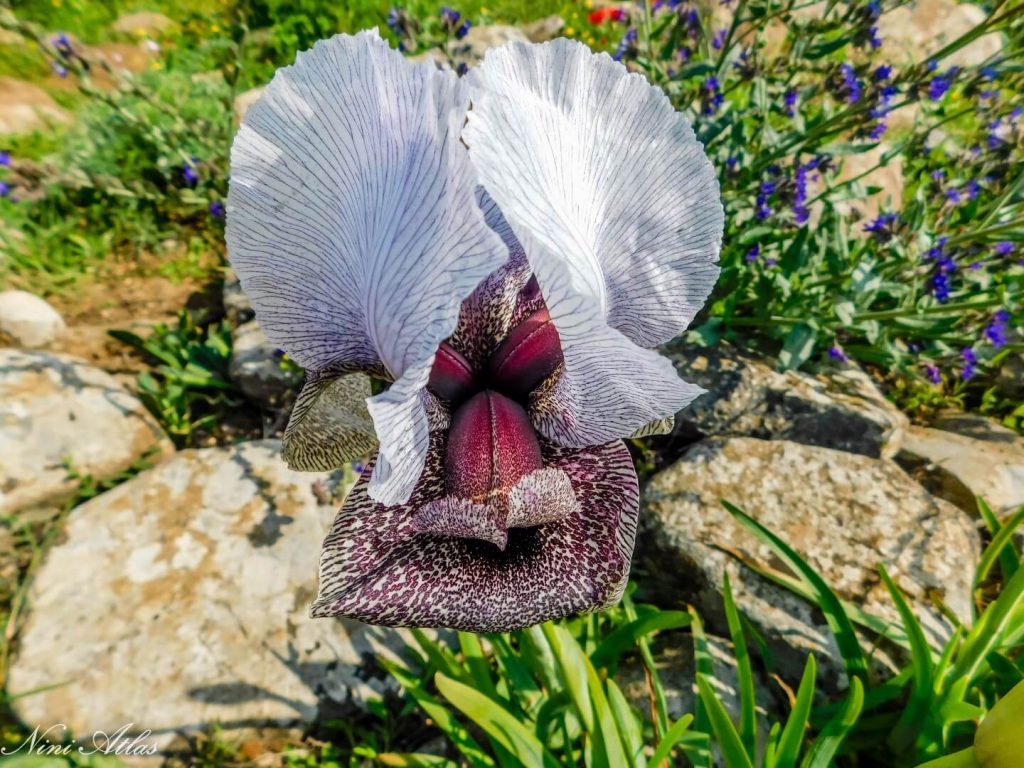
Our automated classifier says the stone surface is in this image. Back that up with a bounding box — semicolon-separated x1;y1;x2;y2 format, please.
0;349;173;514
233;86;265;123
897;417;1024;516
450;24;530;63
664;343;908;460
522;15;565;42
230;320;302;408
878;0;1003;68
223;268;255;326
8;440;408;751
0;290;65;348
0;77;71;135
111;11;178;36
640;437;979;689
618;633;779;726
835;144;904;223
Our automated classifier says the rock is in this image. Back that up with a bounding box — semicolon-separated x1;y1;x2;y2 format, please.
234;86;265;123
450;24;530;64
0;290;65;347
0;77;72;135
0;350;173;514
878;0;1003;68
664;343;908;460
618;633;779;726
230;320;302;408
835;144;904;222
223;268;255;326
8;440;407;751
522;15;565;42
897;417;1024;516
111;11;178;36
640;437;979;689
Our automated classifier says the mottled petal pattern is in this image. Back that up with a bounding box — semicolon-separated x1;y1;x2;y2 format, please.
227;30;508;503
282;371;377;471
311;437;639;632
464;38;723;347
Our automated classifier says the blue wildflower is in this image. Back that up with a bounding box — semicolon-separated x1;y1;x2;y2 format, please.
386;7;403;36
612;28;638;62
967;179;981;200
755;193;772;220
52;32;73;58
182;163;199;187
712;28;727;49
985;310;1011;349
981;66;998;81
829;345;849;363
209;201;225;219
726;155;739;170
784;88;798;117
0;181;9;198
945;187;961;204
995;241;1014;256
0;150;9;167
961;347;977;380
440;6;460;24
928;69;955;100
874;64;893;81
925;363;941;384
868;26;882;49
353;461;366;475
870;120;887;140
456;19;472;38
864;212;898;234
746;244;760;262
840;63;862;103
50;61;68;78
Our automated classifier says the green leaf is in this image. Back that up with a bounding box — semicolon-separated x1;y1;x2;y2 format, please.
950;560;1024;687
723;501;869;683
648;714;695;768
879;565;935;752
774;655;816;768
435;673;559;768
800;676;864;768
696;674;755;768
589;610;691;669
606;677;647;767
458;631;498;701
976;500;1023;587
722;573;757;759
779;322;818;371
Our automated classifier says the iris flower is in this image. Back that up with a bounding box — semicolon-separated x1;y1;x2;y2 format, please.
227;30;722;632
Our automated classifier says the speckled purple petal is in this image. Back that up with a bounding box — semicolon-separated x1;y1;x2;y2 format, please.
311;437;639;632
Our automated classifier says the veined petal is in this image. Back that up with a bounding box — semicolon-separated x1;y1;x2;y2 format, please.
228;30;508;503
311;437;639;632
282;371;377;471
464;38;723;348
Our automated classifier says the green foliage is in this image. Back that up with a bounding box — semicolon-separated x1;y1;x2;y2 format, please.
108;310;241;446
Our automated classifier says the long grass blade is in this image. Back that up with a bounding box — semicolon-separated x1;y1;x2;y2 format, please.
774;655;817;768
800;676;864;768
722;572;758;759
648;714;695;768
976;502;1024;588
696;674;756;768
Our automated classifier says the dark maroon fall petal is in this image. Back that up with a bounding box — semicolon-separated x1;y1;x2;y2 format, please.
427;342;476;406
446;390;543;500
486;307;564;400
310;436;639;632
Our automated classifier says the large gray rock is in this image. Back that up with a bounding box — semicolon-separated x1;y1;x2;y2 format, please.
0;349;173;515
897;416;1024;516
640;437;979;690
0;290;65;348
222;268;255;326
8;440;407;752
665;344;908;460
230;320;302;408
877;0;1003;68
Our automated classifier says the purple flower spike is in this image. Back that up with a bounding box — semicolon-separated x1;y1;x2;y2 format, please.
925;363;941;384
227;32;722;630
0;181;9;198
182;163;199;186
0;150;10;167
209;200;225;218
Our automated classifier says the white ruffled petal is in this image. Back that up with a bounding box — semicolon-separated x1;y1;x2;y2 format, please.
464;38;723;348
228;30;507;504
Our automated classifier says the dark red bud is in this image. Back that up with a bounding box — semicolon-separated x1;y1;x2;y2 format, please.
428;342;476;405
486;308;564;399
446;390;543;501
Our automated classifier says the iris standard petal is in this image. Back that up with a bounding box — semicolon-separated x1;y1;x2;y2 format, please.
311;436;639;632
228;30;508;503
464;37;723;348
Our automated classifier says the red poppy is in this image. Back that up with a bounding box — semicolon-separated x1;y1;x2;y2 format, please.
588;7;625;25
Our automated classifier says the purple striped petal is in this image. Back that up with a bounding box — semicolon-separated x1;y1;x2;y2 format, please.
311;437;639;632
227;31;508;504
